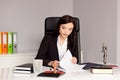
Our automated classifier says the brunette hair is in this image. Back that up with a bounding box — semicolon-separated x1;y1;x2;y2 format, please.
53;15;77;52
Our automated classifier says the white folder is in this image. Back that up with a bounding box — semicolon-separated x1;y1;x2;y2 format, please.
13;32;17;53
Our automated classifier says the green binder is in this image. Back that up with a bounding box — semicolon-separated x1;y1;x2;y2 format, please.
8;32;13;54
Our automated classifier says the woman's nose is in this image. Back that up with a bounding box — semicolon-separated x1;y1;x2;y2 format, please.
65;30;69;34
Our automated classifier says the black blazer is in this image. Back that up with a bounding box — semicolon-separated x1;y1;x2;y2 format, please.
35;35;79;66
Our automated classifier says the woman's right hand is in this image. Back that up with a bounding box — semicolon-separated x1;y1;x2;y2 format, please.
52;60;59;73
48;60;59;68
52;60;59;68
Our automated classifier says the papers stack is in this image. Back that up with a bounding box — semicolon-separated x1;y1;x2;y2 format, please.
59;50;85;72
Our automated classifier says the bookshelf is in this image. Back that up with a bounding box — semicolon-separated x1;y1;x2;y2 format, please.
0;51;37;68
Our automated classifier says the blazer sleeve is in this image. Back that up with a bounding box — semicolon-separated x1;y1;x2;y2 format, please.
74;45;79;64
35;35;51;66
69;41;79;64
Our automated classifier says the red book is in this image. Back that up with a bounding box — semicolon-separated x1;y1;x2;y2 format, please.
37;70;65;78
106;65;119;69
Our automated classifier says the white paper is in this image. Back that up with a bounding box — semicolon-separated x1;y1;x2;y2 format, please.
59;50;85;72
59;50;73;70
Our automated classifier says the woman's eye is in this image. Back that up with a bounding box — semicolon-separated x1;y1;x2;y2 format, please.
62;27;65;29
69;28;73;31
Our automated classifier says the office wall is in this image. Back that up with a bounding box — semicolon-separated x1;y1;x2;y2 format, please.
0;0;73;52
117;0;120;65
73;0;117;64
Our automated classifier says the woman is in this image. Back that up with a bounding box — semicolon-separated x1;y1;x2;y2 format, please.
35;15;79;68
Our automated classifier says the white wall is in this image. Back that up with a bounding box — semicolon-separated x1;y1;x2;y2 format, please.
117;0;120;65
1;0;119;65
0;0;73;52
73;0;117;64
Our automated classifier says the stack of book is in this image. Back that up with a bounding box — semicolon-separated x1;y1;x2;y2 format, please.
81;62;119;74
90;65;113;74
14;63;33;74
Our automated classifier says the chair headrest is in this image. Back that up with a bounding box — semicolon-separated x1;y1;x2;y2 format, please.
45;17;80;33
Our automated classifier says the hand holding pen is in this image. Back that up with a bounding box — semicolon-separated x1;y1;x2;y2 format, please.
53;60;59;73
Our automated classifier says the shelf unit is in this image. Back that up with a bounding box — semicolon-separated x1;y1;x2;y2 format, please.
0;51;37;67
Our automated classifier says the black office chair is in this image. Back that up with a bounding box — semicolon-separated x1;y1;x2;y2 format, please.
44;17;81;64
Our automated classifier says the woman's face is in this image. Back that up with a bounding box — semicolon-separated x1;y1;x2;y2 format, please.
59;22;74;39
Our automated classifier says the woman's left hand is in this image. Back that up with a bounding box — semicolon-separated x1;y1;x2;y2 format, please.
71;57;77;64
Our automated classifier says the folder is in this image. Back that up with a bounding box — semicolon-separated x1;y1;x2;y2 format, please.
37;70;65;78
13;32;17;53
8;32;13;54
2;32;8;54
0;32;3;54
81;62;104;70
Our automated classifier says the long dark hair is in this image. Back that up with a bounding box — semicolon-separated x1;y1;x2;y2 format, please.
53;15;77;51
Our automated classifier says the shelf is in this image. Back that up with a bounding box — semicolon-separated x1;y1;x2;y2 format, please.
0;51;37;67
0;51;37;57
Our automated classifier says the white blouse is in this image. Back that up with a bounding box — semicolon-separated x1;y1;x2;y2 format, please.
57;36;67;61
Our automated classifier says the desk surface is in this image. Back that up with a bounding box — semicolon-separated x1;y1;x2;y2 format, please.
0;66;120;80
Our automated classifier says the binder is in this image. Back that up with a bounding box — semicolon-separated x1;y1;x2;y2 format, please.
81;62;104;70
37;70;65;78
2;32;8;54
8;32;13;54
0;32;2;54
13;32;17;53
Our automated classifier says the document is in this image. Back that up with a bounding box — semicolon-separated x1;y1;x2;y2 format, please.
59;50;85;72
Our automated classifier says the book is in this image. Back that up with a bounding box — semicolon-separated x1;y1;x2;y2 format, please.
105;64;119;69
37;70;65;78
81;62;104;70
14;63;33;70
14;69;33;74
90;66;113;74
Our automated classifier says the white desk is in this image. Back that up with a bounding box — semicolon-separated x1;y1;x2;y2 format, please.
0;66;120;80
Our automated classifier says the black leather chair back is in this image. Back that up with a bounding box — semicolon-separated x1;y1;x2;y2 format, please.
45;17;79;35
